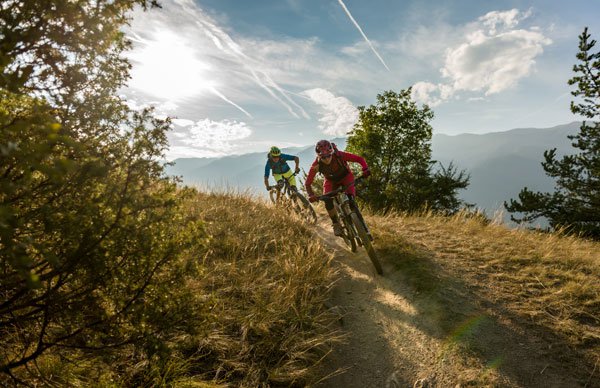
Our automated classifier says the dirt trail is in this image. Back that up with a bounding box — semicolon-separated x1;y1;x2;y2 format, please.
312;220;596;388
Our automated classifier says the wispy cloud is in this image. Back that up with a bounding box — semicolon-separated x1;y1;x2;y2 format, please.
412;9;551;106
337;0;390;72
126;9;253;119
302;88;358;137
176;0;308;118
126;0;313;120
209;87;253;118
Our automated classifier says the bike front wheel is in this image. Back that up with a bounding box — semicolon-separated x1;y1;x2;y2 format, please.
291;192;318;224
350;212;383;275
341;215;357;253
269;189;280;204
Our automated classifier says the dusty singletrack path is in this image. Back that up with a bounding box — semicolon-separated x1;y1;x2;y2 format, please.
312;218;592;388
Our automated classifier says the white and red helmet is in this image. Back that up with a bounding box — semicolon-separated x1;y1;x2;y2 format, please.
315;140;333;157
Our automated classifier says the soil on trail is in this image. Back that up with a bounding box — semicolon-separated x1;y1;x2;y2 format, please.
312;220;597;388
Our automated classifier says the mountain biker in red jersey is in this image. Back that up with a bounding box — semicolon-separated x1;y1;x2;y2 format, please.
305;140;370;236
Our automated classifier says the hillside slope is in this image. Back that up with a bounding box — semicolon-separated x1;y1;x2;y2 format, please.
2;191;339;387
314;209;599;387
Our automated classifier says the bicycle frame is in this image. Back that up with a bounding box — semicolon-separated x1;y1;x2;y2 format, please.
317;179;361;239
316;177;382;274
268;172;298;203
332;191;359;239
268;172;318;224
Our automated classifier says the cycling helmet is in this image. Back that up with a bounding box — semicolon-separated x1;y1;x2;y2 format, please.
315;140;333;157
269;146;281;157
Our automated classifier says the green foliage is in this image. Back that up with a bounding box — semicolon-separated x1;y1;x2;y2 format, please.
347;89;470;214
1;2;337;386
0;0;158;97
506;28;600;238
0;0;208;383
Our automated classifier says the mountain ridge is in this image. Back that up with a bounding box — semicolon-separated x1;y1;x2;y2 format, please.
166;122;581;221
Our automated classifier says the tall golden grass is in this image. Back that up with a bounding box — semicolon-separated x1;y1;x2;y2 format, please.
173;191;340;387
369;209;599;376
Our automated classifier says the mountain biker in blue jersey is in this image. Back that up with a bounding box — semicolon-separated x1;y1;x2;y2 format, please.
264;146;300;191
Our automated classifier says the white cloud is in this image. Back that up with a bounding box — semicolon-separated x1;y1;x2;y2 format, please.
171;118;252;155
412;9;552;106
411;82;446;107
241;37;367;89
122;97;180;117
479;9;520;34
340;40;370;56
172;118;194;127
302;88;358;137
126;1;288;118
181;2;309;118
167;145;224;159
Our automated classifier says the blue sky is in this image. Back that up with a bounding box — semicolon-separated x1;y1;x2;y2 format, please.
122;0;600;159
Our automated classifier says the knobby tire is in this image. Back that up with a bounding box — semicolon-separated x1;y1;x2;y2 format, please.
350;212;383;275
292;192;317;224
341;215;357;252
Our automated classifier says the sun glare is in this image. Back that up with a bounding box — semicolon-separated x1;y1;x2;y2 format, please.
128;31;214;101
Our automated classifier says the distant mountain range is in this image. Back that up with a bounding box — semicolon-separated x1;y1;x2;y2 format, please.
165;122;581;222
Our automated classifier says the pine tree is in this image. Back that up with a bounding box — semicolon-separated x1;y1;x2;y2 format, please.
505;27;600;237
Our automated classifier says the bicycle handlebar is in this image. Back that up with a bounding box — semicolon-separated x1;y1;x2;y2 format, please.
316;176;365;201
268;170;301;191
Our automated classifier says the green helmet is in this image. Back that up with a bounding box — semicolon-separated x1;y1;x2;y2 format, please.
269;146;281;157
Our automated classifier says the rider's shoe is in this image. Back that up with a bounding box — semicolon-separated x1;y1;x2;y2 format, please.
332;222;343;236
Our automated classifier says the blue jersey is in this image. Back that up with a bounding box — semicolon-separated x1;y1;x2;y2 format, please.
264;153;295;177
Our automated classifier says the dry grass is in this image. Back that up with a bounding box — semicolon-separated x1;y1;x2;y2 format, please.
369;209;600;375
172;191;340;387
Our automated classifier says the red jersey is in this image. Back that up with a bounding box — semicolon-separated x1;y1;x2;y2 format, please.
305;151;368;196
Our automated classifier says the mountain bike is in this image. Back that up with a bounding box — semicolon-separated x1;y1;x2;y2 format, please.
316;177;383;275
269;172;317;224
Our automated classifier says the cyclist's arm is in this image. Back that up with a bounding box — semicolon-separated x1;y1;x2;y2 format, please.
340;151;368;173
294;156;299;171
264;161;271;188
280;153;299;172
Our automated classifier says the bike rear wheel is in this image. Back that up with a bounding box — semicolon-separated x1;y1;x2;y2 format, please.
350;212;383;275
291;192;317;224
